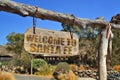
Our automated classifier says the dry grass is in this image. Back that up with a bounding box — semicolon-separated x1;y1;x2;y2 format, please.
66;70;78;80
0;72;15;80
57;70;78;80
57;73;65;80
113;65;120;71
70;64;78;71
79;64;85;70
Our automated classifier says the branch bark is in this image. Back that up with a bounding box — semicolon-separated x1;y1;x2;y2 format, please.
0;0;120;29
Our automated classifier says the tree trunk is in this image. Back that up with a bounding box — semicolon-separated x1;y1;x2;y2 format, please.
98;24;112;80
98;29;108;80
107;33;113;66
0;0;120;29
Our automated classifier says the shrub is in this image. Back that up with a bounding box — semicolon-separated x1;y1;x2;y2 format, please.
32;58;47;70
35;64;56;76
53;62;71;79
1;51;31;74
54;62;70;74
53;62;78;80
57;70;78;80
0;72;15;80
32;59;56;76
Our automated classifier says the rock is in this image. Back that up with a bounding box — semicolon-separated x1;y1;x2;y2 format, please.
110;14;120;24
107;70;120;80
74;71;79;75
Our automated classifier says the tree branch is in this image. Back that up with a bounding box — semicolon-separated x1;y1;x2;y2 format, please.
0;0;120;29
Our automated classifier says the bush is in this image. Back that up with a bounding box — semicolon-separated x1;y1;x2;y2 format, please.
32;58;56;76
54;62;70;74
55;70;78;80
53;62;71;80
0;72;15;80
35;64;56;76
1;51;31;74
32;58;47;70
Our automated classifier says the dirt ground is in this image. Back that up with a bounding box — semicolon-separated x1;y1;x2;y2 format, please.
14;74;96;80
14;74;55;80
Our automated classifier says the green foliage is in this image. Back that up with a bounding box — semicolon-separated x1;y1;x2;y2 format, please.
1;51;31;70
53;62;78;80
33;58;56;76
111;29;120;66
61;23;101;67
35;64;56;76
55;62;70;74
5;32;31;70
6;32;24;55
61;23;81;37
32;58;47;70
1;61;11;66
61;23;99;39
0;62;2;67
14;51;31;68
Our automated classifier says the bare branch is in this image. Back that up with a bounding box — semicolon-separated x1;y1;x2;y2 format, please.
0;0;120;29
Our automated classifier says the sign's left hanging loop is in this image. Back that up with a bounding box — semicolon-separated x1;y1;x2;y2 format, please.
33;6;38;34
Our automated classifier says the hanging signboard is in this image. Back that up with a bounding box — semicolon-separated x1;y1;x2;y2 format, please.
24;27;79;56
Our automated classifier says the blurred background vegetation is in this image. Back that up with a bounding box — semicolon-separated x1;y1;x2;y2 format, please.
0;16;120;75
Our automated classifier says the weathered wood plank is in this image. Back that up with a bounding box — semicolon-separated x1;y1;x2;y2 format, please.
24;28;79;56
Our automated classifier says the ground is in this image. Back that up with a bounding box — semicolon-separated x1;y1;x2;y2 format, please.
14;74;96;80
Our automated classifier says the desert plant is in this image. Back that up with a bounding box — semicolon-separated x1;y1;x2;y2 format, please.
35;64;56;76
54;62;70;74
32;58;47;70
53;62;71;80
32;58;56;76
0;72;15;80
56;70;78;80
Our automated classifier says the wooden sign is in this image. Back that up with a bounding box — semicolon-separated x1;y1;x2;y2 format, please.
24;27;79;56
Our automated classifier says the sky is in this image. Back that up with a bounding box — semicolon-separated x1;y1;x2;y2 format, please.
0;0;120;45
